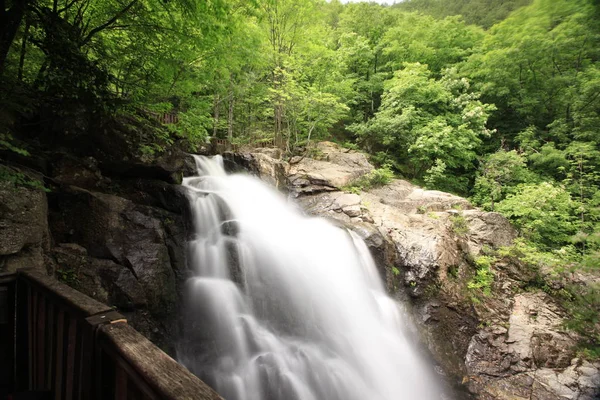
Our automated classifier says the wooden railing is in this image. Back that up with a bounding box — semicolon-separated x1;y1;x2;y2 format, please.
209;137;276;152
0;269;222;400
149;112;179;125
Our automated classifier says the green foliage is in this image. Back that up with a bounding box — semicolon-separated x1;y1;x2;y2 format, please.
56;265;80;288
450;213;469;236
367;166;395;187
463;0;600;139
343;166;394;193
0;0;597;361
0;133;30;156
563;284;600;346
396;0;532;29
0;165;49;192
382;14;485;74
472;149;536;209
447;265;459;279
351;63;494;191
468;255;496;297
168;98;212;150
496;183;580;249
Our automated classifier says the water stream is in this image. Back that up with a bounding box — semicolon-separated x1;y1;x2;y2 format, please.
178;155;441;400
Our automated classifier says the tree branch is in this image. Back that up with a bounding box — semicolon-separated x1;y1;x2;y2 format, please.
80;0;137;46
58;0;79;14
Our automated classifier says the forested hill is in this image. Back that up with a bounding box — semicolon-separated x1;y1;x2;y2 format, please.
1;0;599;356
394;0;533;29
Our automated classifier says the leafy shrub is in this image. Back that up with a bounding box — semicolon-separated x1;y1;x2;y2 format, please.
468;255;495;297
0;166;49;192
0;133;29;156
343;166;395;193
450;213;469;236
472;149;536;210
496;182;580;250
368;166;394;186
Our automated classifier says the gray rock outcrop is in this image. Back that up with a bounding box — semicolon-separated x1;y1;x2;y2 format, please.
0;173;49;272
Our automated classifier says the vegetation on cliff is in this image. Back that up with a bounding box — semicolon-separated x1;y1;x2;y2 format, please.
1;0;599;354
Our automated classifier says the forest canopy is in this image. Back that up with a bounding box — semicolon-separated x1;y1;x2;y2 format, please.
1;0;600;354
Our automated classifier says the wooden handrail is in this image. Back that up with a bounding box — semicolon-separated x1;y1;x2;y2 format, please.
0;273;16;397
96;324;221;400
0;269;222;400
209;137;275;151
149;112;179;125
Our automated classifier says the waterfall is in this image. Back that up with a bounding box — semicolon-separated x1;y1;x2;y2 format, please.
178;155;442;400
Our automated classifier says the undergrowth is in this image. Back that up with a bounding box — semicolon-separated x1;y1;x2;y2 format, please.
0;165;49;192
343;166;394;193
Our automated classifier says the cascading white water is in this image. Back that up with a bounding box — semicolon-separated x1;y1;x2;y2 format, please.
178;155;442;400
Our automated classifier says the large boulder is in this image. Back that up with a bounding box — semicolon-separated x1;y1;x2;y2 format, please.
51;243;146;310
225;142;373;195
223;149;289;190
0;173;49;272
48;186;182;351
368;179;472;214
288;152;373;194
99;148;197;184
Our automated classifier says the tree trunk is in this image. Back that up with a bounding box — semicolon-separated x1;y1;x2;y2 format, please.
227;86;234;142
213;94;220;138
0;0;31;77
17;17;30;81
275;103;283;147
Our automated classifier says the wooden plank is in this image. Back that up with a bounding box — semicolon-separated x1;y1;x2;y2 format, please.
36;293;46;389
115;365;128;400
45;302;55;390
15;279;30;391
54;309;65;400
98;324;223;400
97;346;116;400
99;345;158;400
74;321;83;400
127;375;146;400
0;272;17;284
30;287;36;389
79;324;93;400
0;281;15;394
65;316;77;400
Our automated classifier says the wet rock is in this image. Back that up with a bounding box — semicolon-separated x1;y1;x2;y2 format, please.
99;149;196;184
51;243;146;310
288;158;371;194
0;182;48;256
48;186;180;350
50;153;104;189
463;292;599;399
343;205;362;217
0;178;49;272
333;193;361;209
223;151;289;190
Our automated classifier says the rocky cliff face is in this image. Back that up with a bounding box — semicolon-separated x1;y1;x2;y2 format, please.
0;127;196;354
226;142;600;400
